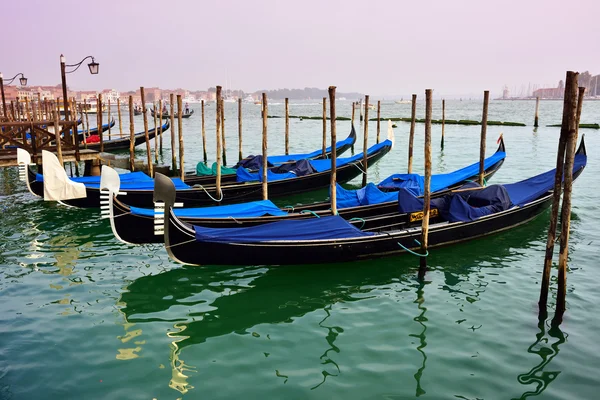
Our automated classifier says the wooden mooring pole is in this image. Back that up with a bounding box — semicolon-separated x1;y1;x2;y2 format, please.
478;91;489;185
117;98;123;137
215;86;222;198
534;96;540;128
554;84;584;325
285;97;289;155
408;94;417;173
376;100;381;143
170;94;176;175
351;102;355;124
221;98;227;166
419;89;433;280
441;99;446;149
329;86;337;215
107;100;112;141
158;99;163;154
362;95;369;187
98;94;104;153
236;98;242;162
140;87;153;177
322;97;327;158
153;102;158;164
539;71;579;316
128;96;135;171
177;95;184;180
262;93;268;200
52;109;64;165
201;100;207;163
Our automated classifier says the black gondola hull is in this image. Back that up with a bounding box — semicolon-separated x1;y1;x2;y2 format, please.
165;195;554;266
58;141;393;209
110;157;505;244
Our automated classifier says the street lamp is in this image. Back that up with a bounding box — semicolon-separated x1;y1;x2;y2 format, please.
59;54;99;159
0;72;28;117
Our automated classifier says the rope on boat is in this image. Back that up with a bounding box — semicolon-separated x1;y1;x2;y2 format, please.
349;217;366;229
351;161;367;175
300;210;320;218
283;205;294;212
193;184;224;202
397;239;428;257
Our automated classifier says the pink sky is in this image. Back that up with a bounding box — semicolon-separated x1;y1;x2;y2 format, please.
2;0;598;97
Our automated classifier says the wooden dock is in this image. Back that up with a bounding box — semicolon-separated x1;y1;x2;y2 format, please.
0;149;99;167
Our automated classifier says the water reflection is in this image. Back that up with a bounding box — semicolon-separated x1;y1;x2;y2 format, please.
117;211;554;396
513;321;565;400
410;281;429;397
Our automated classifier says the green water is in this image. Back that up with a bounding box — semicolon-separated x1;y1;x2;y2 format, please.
1;99;599;399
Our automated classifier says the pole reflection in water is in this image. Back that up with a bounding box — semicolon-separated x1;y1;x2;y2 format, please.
513;321;565;400
410;281;429;397
310;305;342;390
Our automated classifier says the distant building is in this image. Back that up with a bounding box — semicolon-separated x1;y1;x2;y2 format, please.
532;80;564;99
101;89;120;104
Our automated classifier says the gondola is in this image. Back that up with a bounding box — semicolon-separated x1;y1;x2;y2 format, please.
33;130;395;209
161;136;586;266
76;118;116;138
103;137;506;244
186;124;357;186
150;108;194;119
133;109;143;116
80;121;170;151
22;123;356;201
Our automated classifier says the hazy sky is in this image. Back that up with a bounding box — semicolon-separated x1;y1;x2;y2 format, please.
3;0;598;97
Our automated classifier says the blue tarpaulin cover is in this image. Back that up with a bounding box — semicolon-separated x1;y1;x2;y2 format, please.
333;150;505;209
36;171;191;190
193;215;374;243
131;199;287;218
309;140;391;173
335;183;399;209
267;129;355;164
236;140;392;183
396;152;587;222
504;153;587;206
378;150;506;194
397;184;512;222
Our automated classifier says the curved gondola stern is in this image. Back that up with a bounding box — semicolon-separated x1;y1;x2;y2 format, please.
17;148;39;197
576;134;586;156
154;173;192;263
387;120;395;149
496;133;506;153
99;165;132;244
41;150;86;201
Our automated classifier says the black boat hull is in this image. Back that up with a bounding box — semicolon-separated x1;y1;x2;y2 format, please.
57;141;393;209
109;156;504;244
165;194;554;266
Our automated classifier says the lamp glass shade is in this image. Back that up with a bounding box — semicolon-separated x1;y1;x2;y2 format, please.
19;77;27;86
88;62;99;75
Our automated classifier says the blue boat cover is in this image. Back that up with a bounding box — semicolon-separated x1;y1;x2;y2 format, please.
236;156;322;183
378;150;506;194
309;140;392;173
504;153;587;206
267;129;355;164
234;155;274;170
35;171;191;190
396;152;587;221
193;215;374;243
397;184;513;222
131;199;287;218
335;183;399;208
333;150;506;208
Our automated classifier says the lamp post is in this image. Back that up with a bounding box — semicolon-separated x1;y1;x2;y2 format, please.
0;72;28;117
59;54;99;159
